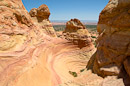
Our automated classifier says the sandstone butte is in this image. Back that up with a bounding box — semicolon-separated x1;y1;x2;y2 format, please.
0;0;129;86
63;18;92;48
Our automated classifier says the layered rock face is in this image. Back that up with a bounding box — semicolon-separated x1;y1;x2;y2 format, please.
29;4;57;37
88;0;130;81
63;19;92;48
0;0;55;86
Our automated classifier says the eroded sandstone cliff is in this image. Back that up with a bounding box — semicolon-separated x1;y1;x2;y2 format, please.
87;0;130;85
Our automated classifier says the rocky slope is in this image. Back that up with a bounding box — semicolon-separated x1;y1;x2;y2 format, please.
63;19;92;48
87;0;130;85
29;4;57;37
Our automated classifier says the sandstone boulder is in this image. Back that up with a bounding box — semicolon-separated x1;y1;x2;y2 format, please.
37;4;50;19
64;19;86;32
29;8;37;17
29;4;57;37
63;19;92;48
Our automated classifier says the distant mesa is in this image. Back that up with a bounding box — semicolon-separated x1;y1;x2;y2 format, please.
51;20;98;25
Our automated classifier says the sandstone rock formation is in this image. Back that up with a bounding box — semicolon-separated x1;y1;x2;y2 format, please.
63;19;92;48
0;0;55;85
87;0;130;85
102;76;124;86
29;4;57;37
2;0;129;85
0;0;98;86
64;19;86;32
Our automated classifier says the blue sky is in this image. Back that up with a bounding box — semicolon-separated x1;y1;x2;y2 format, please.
22;0;109;21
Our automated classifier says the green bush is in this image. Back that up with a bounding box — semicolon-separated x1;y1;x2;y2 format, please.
91;36;96;38
80;69;85;72
69;71;78;77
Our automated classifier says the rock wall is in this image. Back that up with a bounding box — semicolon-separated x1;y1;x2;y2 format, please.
88;0;130;80
29;4;57;37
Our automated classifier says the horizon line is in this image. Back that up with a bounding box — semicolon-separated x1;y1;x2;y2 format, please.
50;20;98;22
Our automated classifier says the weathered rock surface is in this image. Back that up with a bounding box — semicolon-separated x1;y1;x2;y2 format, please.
87;0;130;83
0;0;55;85
0;0;98;86
2;0;129;86
102;76;124;86
64;19;86;32
29;4;57;37
63;19;93;48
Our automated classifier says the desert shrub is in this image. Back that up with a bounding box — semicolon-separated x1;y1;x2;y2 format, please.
80;69;85;72
91;36;96;38
69;71;78;77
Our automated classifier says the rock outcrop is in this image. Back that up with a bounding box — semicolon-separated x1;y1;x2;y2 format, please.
63;19;92;48
87;0;130;84
64;19;86;32
29;4;57;37
0;0;50;86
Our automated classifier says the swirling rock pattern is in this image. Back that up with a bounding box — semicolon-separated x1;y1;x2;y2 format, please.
0;0;102;86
